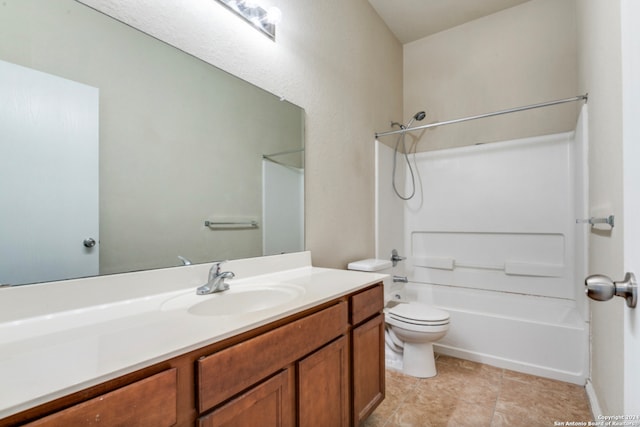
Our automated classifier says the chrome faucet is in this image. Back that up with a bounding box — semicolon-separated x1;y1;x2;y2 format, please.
197;261;235;295
178;255;192;266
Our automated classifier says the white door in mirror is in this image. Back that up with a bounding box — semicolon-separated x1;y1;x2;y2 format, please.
0;59;99;285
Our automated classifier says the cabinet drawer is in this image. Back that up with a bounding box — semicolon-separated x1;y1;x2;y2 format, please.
350;284;383;325
197;302;348;413
25;369;177;427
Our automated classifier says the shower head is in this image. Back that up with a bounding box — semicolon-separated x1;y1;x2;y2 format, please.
406;110;426;128
414;111;426;121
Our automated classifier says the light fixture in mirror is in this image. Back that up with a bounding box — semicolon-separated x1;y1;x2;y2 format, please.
0;0;303;287
215;0;282;40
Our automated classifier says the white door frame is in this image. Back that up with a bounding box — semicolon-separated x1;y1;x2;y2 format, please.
621;0;640;414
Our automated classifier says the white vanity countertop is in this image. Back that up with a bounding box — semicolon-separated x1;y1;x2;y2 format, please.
0;252;386;419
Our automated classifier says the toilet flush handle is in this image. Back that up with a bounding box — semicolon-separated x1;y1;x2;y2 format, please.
391;249;406;267
585;272;637;308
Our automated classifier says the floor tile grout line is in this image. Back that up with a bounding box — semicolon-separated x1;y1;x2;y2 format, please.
488;368;505;426
379;369;420;427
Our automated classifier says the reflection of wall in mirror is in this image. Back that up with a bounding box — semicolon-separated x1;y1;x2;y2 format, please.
0;0;304;281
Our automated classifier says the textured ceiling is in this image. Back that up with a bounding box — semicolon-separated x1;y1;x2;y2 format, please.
367;0;531;44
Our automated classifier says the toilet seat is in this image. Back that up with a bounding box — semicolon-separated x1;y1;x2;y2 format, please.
386;302;449;326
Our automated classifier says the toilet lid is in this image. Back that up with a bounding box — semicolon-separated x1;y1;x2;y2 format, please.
388;302;449;324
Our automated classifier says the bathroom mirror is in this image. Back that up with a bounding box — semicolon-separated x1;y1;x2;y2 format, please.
0;0;304;286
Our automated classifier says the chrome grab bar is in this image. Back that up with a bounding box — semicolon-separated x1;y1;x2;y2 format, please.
204;220;258;228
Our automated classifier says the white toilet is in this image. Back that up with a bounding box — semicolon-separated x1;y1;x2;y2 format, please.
348;258;450;378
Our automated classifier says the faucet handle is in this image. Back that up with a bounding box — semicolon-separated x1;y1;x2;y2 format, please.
211;260;229;274
391;249;406;267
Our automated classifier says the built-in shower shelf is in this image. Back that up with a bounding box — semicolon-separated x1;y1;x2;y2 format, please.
412;257;564;278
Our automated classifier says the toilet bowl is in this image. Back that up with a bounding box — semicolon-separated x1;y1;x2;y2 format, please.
347;258;450;378
385;301;449;377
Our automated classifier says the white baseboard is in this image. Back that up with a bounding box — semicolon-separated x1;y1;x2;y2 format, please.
585;379;601;419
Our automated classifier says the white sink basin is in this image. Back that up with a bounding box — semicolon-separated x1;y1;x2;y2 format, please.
161;283;305;316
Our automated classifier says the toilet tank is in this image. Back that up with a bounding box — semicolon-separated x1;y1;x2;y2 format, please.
347;258;392;274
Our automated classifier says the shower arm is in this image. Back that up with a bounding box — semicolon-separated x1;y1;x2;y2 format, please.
375;94;588;139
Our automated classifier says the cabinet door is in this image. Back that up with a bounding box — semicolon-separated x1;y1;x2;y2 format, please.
352;313;385;426
298;336;349;427
198;369;293;427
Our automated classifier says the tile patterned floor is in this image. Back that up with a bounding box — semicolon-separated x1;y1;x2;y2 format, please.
365;355;593;427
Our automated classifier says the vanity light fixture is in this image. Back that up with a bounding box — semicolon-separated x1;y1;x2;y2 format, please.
215;0;282;40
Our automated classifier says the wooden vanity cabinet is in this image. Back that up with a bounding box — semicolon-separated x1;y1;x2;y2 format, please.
4;282;385;427
196;302;348;412
196;301;348;426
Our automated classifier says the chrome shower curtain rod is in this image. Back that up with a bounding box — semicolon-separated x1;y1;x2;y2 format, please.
262;147;305;169
375;94;588;139
263;147;305;158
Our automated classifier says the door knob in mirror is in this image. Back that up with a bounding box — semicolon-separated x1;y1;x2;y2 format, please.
585;272;637;308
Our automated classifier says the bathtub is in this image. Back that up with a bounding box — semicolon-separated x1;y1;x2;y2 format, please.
405;281;589;385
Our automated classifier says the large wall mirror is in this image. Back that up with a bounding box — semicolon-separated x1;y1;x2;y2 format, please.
0;0;305;286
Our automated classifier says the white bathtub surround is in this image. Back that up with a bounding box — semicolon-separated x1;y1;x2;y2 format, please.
0;251;385;418
376;106;589;385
